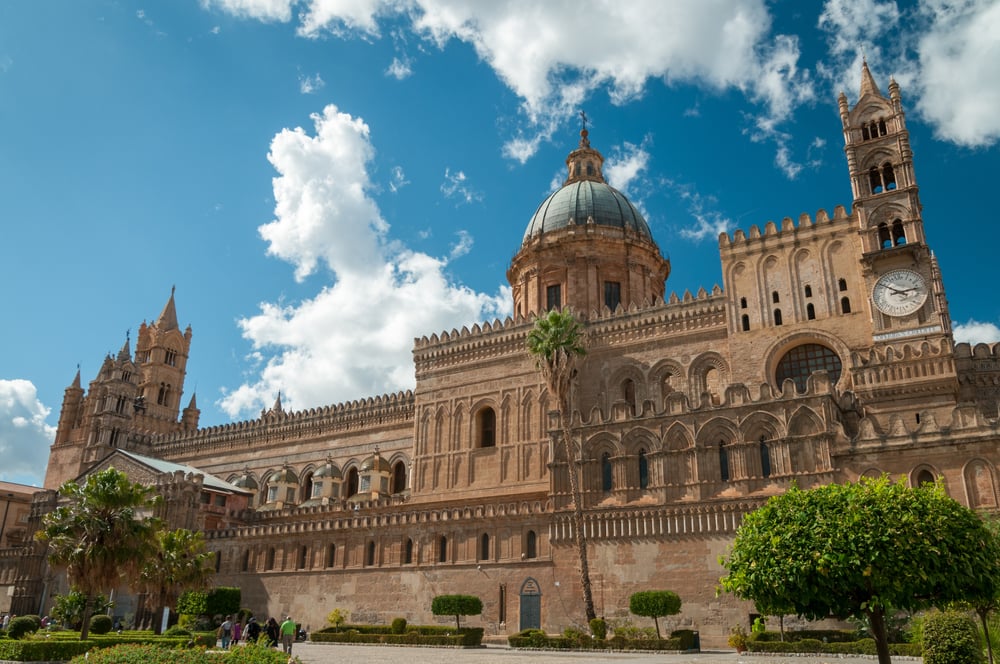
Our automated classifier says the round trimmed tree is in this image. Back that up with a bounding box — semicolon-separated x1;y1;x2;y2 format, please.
629;590;681;638
431;594;483;630
720;476;1000;664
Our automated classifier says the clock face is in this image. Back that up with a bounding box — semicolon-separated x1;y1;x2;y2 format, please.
872;269;928;317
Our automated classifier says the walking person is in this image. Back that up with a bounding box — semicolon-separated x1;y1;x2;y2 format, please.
232;619;242;645
245;616;261;644
280;615;296;654
218;615;233;649
265;617;280;648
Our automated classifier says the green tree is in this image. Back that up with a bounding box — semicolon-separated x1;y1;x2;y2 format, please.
50;589;112;630
629;590;681;638
431;594;483;630
720;476;1000;664
36;467;161;639
140;528;216;634
526;308;595;621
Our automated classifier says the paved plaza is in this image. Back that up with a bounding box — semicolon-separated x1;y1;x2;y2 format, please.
287;643;915;663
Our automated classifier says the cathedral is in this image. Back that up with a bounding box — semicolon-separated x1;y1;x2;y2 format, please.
7;64;1000;647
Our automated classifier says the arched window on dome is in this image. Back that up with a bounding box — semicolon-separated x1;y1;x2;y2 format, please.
604;281;621;311
775;343;843;393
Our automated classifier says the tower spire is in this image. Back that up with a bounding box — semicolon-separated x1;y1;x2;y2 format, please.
859;58;881;100
156;286;179;332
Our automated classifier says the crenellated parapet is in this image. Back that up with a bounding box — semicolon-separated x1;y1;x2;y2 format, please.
413;316;528;377
849;338;957;398
150;390;415;456
719;206;852;251
955;342;1000;418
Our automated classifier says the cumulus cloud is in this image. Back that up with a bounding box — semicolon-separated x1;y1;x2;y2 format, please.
954;320;1000;345
0;380;53;486
203;0;814;169
200;0;294;23
385;56;412;79
817;0;1000;149
219;106;510;419
669;181;734;242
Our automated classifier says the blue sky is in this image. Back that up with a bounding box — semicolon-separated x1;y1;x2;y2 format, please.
2;0;999;486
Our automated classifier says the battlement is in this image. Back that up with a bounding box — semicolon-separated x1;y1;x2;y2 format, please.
954;342;1000;360
151;390;415;455
719;205;851;249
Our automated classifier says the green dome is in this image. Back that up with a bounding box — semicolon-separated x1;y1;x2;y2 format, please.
524;180;652;242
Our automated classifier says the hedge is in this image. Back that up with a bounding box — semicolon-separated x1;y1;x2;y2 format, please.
746;636;921;657
507;630;685;651
0;638;97;661
311;626;483;646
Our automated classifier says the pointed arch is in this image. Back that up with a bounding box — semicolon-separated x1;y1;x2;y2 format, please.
787;406;824;436
689;352;730;406
965;459;997;509
740;412;782;443
663;422;693;451
650;359;684;405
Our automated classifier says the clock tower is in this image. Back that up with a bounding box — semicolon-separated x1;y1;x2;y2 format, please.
840;61;951;342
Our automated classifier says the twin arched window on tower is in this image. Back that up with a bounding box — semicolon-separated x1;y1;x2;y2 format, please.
861;118;888;141
878;219;907;249
869;162;897;195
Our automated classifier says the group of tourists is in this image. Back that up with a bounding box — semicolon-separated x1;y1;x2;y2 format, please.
217;614;300;654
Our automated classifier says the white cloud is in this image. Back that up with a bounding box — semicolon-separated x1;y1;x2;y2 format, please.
954;320;1000;345
385;56;412;79
299;72;325;94
0;380;54;486
389;165;409;192
604;141;650;195
219;106;510;419
203;1;814;168
668;180;734;242
440;168;483;204
200;0;294;22
914;0;1000;147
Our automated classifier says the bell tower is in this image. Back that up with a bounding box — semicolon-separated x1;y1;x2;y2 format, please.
840;61;950;340
135;286;192;423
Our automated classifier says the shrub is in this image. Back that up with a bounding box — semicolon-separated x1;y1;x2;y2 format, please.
589;618;607;640
0;639;96;661
164;626;192;637
90;614;114;634
205;587;241;618
325;608;349;628
670;628;699;651
390;617;407;634
223;641;300;663
7;615;41;639
923;611;983;664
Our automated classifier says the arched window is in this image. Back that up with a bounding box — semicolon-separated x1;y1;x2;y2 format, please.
391;461;407;494
586;162;594;176
804;285;812;298
862;124;871;141
806;303;816;320
366;541;376;566
298;545;308;570
477;407;496;447
241;550;250;572
882;163;896;190
300;471;314;503
891;219;906;245
215;551;222;572
480;533;490;561
719;442;730;482
775;343;843;392
740;297;747;309
622;379;636;415
438;536;448;563
773;309;783;326
878;222;892;248
601;452;613;493
326;543;336;568
869;166;883;194
266;547;276;571
917;469;935;486
525;530;537;559
838;278;848;292
741;314;750;331
346;468;359;497
403;538;413;565
759;437;771;478
638;449;649;490
772;291;780;303
878;118;887;135
841;297;852;314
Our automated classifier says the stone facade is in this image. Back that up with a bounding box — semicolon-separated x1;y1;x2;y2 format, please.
10;64;1000;646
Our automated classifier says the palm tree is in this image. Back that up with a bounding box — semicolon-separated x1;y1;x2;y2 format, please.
141;528;216;634
526;308;596;621
36;467;160;639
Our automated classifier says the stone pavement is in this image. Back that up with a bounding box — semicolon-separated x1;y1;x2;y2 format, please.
287;643;912;663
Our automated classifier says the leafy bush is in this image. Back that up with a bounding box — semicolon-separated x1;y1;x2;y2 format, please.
0;639;96;661
390;617;407;634
670;628;699;651
205;588;241;617
589;618;607;640
178;591;208;617
90;614;114;634
325;608;349;628
7;615;41;639
164;626;192;637
223;641;300;663
923;611;983;664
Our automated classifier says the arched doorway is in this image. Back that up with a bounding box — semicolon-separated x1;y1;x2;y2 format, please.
519;577;542;631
